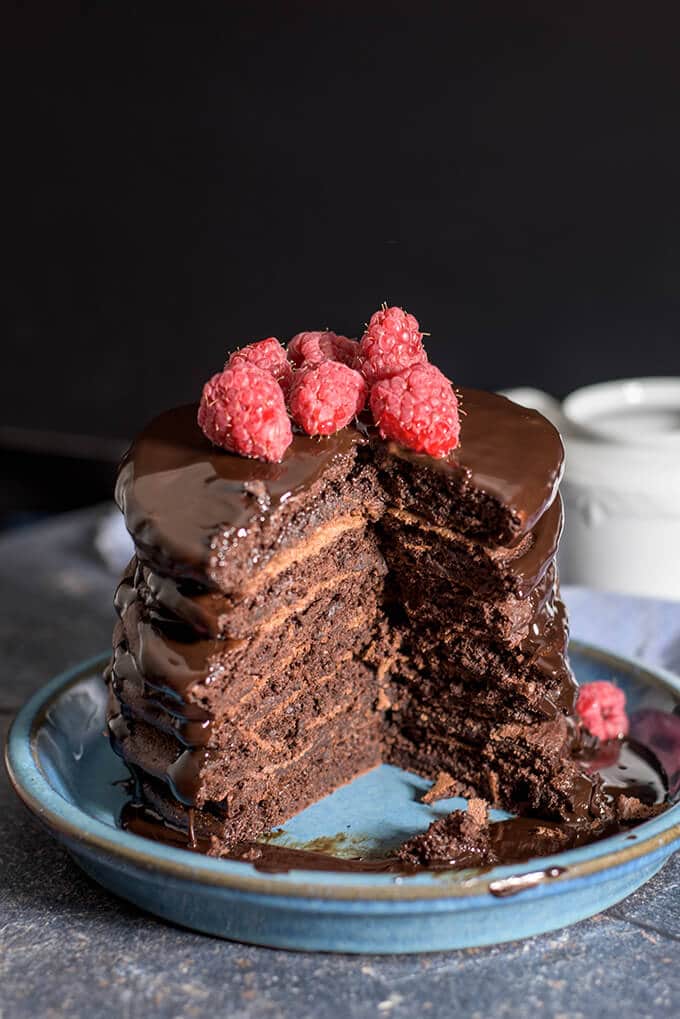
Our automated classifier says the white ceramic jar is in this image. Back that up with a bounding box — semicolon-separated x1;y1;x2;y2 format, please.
501;379;680;601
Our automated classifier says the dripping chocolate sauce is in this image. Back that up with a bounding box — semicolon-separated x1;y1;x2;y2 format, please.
112;394;674;882
120;733;670;878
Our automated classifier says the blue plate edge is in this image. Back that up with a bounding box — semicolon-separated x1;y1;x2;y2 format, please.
5;645;680;907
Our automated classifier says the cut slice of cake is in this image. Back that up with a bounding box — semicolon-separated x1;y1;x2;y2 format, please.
105;310;629;856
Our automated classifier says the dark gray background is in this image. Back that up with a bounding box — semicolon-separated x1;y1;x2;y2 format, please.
4;2;680;443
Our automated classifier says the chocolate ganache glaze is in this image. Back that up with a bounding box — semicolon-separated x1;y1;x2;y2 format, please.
377;387;564;541
108;383;666;863
116;403;365;579
116;389;564;578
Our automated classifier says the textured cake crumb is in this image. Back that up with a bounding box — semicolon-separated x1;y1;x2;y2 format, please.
617;795;666;821
396;799;491;866
421;771;458;803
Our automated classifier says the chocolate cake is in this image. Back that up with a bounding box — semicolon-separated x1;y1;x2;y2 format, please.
107;384;620;853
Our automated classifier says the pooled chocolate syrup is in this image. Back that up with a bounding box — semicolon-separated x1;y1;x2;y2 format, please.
120;735;670;875
587;736;668;805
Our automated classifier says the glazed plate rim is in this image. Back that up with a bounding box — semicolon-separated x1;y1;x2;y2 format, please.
5;641;680;904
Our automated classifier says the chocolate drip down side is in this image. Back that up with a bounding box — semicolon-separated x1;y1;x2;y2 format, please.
106;388;641;851
115;404;368;580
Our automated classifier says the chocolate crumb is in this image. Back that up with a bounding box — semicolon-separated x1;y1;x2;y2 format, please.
421;771;458;803
238;844;264;861
375;689;392;712
396;799;492;866
617;795;667;822
466;797;489;826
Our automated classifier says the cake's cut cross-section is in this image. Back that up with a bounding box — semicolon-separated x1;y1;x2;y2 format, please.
107;380;619;852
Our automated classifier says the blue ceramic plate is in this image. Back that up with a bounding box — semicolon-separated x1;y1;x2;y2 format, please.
5;642;680;953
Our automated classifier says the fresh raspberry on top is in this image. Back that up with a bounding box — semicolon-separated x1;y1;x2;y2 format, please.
369;363;460;458
198;361;292;462
228;336;294;397
289;360;367;436
287;330;359;369
576;681;628;742
358;305;427;385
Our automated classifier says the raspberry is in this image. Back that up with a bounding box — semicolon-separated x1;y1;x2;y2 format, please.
289;360;367;436
198;361;292;462
358;305;427;385
287;330;359;369
369;363;461;458
576;681;628;742
228;336;294;397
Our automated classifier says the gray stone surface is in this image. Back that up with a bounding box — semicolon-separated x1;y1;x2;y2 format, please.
1;508;679;1019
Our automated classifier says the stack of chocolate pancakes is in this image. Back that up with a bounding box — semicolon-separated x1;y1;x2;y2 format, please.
107;388;615;852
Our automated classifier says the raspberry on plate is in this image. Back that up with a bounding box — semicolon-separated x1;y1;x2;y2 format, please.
287;330;359;369
358;305;427;385
576;681;629;742
289;360;367;436
198;361;293;462
369;363;461;458
228;337;294;397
